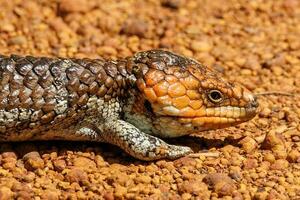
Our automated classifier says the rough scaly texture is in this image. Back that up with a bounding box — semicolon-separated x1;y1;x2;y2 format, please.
0;50;258;160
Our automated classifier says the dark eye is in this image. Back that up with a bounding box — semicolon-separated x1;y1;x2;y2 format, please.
208;90;223;103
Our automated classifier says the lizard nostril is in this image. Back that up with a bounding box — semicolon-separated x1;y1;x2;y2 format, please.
250;99;259;108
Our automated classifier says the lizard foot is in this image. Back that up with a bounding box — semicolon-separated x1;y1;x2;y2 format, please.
97;119;193;161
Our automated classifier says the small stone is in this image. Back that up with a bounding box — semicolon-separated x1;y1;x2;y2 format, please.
73;156;96;169
1;23;15;32
244;56;261;71
239;136;258;153
65;168;89;186
40;190;59;200
270;159;289;170
161;0;182;9
2;152;17;159
233;191;243;200
23;172;36;183
53;159;67;172
243;158;258;170
254;190;269;200
229;170;242;181
59;0;93;13
259;107;272;117
262;130;287;159
134;175;152;184
287;149;300;163
121;18;148;37
271;66;283;76
181;193;192;200
178;179;208;195
1;152;17;170
234;57;246;67
114;185;127;198
264;152;276;163
23;151;45;171
203;173;236;197
174;156;196;167
191;40;212;53
15;191;32;199
0;187;13;200
8;36;27;46
103;192;114;200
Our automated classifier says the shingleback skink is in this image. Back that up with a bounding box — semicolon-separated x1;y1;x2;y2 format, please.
0;50;258;160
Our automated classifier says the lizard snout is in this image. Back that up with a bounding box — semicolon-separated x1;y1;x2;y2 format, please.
245;95;259;118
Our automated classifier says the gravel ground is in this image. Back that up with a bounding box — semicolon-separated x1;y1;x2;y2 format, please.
0;0;299;199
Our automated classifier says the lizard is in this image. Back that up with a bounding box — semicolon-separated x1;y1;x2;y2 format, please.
0;50;258;161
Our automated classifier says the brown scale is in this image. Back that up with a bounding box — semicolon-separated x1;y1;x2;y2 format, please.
0;54;131;133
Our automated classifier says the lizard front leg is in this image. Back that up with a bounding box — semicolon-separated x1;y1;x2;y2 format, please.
77;118;193;161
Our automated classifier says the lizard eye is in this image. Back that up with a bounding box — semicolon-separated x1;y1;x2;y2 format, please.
208;90;223;103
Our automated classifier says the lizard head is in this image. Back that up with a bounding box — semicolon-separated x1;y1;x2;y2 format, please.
124;50;258;137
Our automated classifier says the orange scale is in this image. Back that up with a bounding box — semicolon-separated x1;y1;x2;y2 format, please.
144;87;157;103
178;118;192;124
165;75;178;84
204;117;217;123
153;81;169;97
180;76;200;90
145;70;165;86
179;107;196;117
219;118;229;124
172;95;190;109
189;100;203;110
168;82;186;98
192;117;205;126
188;67;203;80
232;86;243;99
157;95;172;106
195;109;206;117
186;90;201;100
136;79;146;90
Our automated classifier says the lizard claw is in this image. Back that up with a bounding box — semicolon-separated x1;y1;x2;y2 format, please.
163;145;193;160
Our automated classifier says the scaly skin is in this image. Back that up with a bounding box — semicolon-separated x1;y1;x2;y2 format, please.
0;50;258;161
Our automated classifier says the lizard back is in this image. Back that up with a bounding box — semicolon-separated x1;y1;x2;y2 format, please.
0;55;130;140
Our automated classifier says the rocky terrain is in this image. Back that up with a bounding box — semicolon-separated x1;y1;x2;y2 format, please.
0;0;299;199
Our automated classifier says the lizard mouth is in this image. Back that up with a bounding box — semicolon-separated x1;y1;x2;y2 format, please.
151;105;258;137
158;105;257;119
175;105;258;126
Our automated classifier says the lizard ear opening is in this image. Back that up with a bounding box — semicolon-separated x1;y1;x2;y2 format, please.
144;100;153;114
132;65;143;78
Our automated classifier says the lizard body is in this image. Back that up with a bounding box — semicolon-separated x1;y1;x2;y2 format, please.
0;50;258;160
